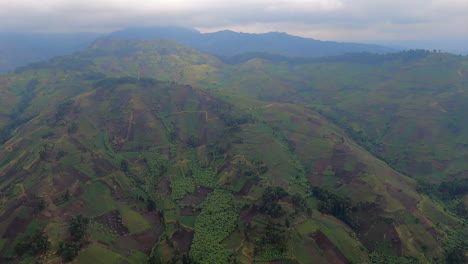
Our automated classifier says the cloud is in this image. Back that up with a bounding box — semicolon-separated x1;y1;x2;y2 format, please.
0;0;466;42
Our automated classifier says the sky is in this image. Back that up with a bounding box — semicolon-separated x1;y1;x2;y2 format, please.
1;0;467;51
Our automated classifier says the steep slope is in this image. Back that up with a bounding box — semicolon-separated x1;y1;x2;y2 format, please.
204;51;468;181
0;39;465;263
0;76;461;264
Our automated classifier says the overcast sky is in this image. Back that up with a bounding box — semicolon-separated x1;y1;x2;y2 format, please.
1;0;467;45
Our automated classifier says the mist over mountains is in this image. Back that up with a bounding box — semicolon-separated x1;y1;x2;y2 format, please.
0;27;398;73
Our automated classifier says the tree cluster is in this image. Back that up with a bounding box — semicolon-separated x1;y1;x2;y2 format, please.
14;230;50;256
311;186;356;228
57;215;89;262
259;186;288;218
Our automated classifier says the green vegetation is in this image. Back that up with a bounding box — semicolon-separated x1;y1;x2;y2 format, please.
417;178;467;219
76;243;124;264
0;38;466;264
120;207;150;234
190;190;238;263
14;230;50;256
57;215;89;262
83;182;116;217
311;186;356;228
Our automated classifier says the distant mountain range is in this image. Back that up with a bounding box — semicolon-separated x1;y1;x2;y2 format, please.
0;32;100;72
0;27;397;72
109;27;396;57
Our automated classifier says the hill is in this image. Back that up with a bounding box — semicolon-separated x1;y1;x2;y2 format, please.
109;26;396;57
0;27;396;73
0;38;466;264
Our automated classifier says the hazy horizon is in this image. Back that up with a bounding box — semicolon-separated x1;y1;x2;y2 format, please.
0;0;466;53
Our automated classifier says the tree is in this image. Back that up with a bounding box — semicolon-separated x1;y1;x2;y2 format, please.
120;160;129;172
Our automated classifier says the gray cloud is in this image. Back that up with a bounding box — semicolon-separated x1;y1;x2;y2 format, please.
0;0;467;43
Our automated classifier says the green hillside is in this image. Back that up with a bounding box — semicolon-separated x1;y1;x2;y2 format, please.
0;39;466;264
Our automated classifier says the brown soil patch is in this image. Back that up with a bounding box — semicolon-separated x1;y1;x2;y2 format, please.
239;205;259;223
384;183;418;210
0;197;28;222
92;158;116;176
52;174;74;191
172;228;194;253
65;167;91;182
309;158;331;186
130;211;165;254
180;206;201;216
68;138;88;152
236;180;253;196
216;155;234;174
53;167;90;192
156;177;171;197
115;236;140;252
60;199;86;218
355;214;402;256
331;145;367;185
111;135;126;152
95;210;129;235
2;215;33;239
182;186;213;206
310;231;350;264
132;230;161;253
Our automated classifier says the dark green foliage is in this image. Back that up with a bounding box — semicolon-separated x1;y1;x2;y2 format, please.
68;215;89;242
94;76;161;89
39;144;48;161
291;194;306;210
120;159;129;172
14;230;50;256
67;122;78;133
444;230;468;264
260;187;288;218
219;50;430;65
187;135;199;148
260;202;285;218
311;186;356;228
57;241;81;262
35;197;46;212
147;255;162;264
208;100;254;131
262;186;288;201
439;179;468;197
168;253;195;264
416;180;468;219
57;215;89;262
254;223;288;259
56;149;66;161
55;100;74;122
146;199;156;211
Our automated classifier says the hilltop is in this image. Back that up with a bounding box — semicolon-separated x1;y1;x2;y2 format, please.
0;27;396;73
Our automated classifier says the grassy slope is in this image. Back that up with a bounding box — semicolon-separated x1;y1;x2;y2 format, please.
4;39;465;181
0;39;465;263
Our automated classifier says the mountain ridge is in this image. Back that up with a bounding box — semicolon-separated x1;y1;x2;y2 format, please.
109;26;397;57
